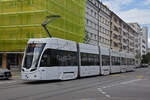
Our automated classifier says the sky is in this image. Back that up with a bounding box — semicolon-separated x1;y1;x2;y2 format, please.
101;0;150;48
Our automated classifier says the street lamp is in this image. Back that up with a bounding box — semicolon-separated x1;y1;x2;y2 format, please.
41;15;61;38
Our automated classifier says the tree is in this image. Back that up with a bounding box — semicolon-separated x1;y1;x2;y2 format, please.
84;34;91;44
135;51;141;64
141;53;150;64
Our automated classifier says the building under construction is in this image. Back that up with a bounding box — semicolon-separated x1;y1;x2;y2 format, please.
0;0;86;71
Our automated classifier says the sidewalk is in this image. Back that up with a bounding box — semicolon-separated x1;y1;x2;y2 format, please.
11;71;21;79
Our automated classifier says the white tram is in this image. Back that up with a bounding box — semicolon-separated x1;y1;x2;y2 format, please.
100;47;110;75
21;38;135;80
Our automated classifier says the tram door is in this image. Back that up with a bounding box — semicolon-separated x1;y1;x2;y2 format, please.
40;49;60;80
40;67;60;80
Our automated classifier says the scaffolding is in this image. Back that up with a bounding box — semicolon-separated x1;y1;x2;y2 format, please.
0;0;86;52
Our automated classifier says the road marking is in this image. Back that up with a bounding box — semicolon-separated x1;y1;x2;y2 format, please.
101;91;106;94
137;75;144;79
110;74;121;77
97;88;111;98
102;79;143;89
81;99;90;100
97;88;103;92
98;79;143;98
105;95;111;98
0;81;17;84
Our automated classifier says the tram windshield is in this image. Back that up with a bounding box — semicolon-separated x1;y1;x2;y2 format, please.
23;43;45;69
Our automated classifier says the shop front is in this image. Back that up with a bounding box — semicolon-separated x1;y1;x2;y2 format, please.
0;52;24;72
0;54;2;68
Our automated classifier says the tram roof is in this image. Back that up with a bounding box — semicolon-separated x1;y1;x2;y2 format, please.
28;38;75;44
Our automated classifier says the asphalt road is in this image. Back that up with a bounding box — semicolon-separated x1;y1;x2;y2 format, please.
0;67;150;100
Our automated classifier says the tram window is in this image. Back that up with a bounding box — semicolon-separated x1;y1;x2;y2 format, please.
111;56;120;65
127;58;129;65
40;49;77;67
121;57;126;65
102;55;110;66
40;52;50;67
132;59;135;65
130;59;135;65
127;58;133;65
81;53;99;66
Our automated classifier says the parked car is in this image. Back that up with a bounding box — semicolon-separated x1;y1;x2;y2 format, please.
140;63;149;68
0;68;12;79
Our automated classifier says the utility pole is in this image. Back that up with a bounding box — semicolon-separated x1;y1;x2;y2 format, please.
98;2;102;74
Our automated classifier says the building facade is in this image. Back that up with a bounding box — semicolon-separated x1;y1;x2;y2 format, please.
110;12;122;51
0;0;86;70
85;0;140;55
129;23;148;56
85;0;99;45
99;3;111;48
85;0;111;48
141;27;148;54
0;0;148;71
121;22;130;52
128;23;141;55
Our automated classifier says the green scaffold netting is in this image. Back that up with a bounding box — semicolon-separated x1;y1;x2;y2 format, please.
0;0;86;51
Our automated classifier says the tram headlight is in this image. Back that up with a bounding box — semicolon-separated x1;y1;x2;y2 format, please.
34;75;37;78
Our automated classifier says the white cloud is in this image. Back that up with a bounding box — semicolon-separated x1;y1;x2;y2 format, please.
103;0;150;25
102;0;150;48
144;0;150;5
103;0;133;13
118;8;150;24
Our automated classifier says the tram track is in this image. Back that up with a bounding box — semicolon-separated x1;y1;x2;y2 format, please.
0;69;142;100
0;80;27;90
0;70;136;92
12;75;135;100
0;68;148;100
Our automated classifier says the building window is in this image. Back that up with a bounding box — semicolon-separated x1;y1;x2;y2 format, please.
86;7;90;14
9;16;16;25
114;17;118;23
94;12;97;17
28;0;34;5
127;58;135;65
86;19;89;25
11;2;16;7
101;37;104;43
95;34;97;40
27;15;32;24
90;21;92;26
90;33;93;38
99;16;101;21
94;23;96;29
91;9;93;16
